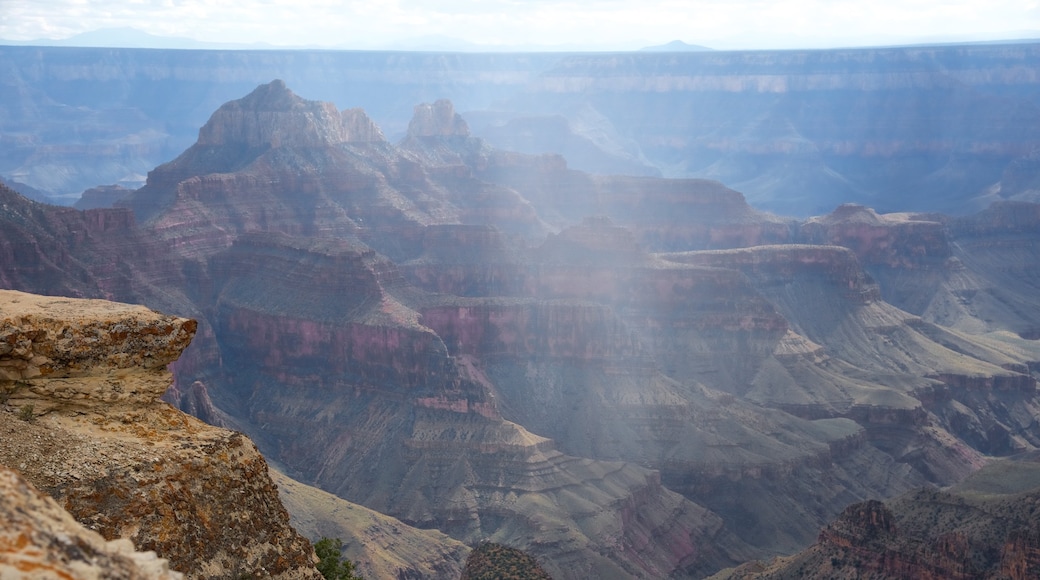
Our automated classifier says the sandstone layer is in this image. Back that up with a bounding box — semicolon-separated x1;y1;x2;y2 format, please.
0;289;321;580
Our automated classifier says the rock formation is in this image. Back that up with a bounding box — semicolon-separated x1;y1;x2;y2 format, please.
0;289;321;579
716;457;1040;579
407;99;470;138
791;202;1040;340
0;464;182;580
120;81;546;257
460;542;553;580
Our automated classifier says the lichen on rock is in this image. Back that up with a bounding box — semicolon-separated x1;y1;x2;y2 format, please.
0;464;183;580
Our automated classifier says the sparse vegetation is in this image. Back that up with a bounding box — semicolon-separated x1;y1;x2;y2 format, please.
314;537;363;580
18;403;35;422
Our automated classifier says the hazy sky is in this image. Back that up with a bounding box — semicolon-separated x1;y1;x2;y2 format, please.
2;0;1039;50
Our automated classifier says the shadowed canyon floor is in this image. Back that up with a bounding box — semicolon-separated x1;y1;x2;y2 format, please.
1;78;1040;578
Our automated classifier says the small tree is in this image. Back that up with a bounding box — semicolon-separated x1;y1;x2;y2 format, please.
314;537;363;580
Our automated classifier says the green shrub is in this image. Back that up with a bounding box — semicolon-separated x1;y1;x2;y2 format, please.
314;537;363;580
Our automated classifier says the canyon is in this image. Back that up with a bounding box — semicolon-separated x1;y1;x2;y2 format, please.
4;43;1040;216
0;64;1039;578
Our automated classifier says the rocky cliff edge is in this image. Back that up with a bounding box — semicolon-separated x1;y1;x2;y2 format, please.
0;289;321;580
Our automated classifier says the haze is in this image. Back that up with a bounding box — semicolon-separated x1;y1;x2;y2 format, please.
2;0;1039;51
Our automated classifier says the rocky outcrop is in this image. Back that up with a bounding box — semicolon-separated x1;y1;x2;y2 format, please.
460;543;553;580
0;290;321;580
407;99;470;138
0;465;182;580
196;79;386;149
717;458;1040;579
799;205;950;270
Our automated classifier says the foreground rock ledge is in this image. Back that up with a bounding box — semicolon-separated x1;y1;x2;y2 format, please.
0;464;182;580
0;289;321;580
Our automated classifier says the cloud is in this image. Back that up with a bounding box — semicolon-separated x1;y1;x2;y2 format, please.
1;0;1039;49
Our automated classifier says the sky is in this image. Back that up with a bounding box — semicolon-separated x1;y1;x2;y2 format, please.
1;0;1039;51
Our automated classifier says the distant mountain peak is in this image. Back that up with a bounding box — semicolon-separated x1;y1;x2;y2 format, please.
238;79;299;110
639;40;713;52
196;79;384;149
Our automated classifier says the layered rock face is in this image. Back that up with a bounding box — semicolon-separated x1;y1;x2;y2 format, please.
200;233;755;579
0;182;200;325
121;81;546;260
0;465;182;580
404;220;927;553
472;151;793;247
0;290;321;580
792;202;1040;340
465;108;662;178
665;244;1040;476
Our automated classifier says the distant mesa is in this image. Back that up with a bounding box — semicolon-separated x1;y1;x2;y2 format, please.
640;39;713;51
74;184;134;210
